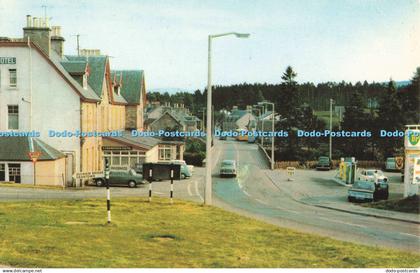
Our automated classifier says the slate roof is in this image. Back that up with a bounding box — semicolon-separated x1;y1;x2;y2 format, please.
145;106;200;129
60;61;87;75
0;137;65;161
104;131;160;150
259;111;273;120
65;55;107;97
225;110;251;122
111;70;144;105
112;92;128;104
47;50;100;101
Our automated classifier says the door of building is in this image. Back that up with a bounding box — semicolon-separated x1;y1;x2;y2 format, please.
64;153;75;187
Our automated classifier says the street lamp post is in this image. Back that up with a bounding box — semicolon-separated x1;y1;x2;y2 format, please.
259;101;275;170
205;32;250;205
329;98;334;160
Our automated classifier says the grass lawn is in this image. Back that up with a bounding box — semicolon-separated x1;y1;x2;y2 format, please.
0;197;419;268
314;111;340;127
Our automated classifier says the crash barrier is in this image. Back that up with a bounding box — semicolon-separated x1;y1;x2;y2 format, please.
275;160;382;170
286;167;295;181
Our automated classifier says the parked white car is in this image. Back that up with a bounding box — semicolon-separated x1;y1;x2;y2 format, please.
171;160;194;174
358;169;388;183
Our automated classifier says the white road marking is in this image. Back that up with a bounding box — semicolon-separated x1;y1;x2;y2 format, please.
276;206;299;214
154;191;164;195
255;198;268;205
400;233;420;239
187;182;193;196
194;180;204;202
319;217;365;228
242;190;251;197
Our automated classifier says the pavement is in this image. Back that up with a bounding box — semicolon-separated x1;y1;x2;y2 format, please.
264;169;419;224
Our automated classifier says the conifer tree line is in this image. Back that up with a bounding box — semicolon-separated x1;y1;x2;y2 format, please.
147;67;419;161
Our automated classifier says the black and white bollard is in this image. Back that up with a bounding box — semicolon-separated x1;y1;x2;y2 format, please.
148;168;153;202
170;164;174;204
105;159;111;224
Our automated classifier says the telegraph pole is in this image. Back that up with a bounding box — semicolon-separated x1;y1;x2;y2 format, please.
329;98;334;160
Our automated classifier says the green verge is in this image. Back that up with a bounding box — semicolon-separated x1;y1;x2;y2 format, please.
0;197;418;268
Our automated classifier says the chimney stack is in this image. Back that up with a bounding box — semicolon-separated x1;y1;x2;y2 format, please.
51;26;65;58
23;15;51;56
80;49;101;56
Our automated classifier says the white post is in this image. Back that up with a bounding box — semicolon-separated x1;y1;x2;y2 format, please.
205;36;213;205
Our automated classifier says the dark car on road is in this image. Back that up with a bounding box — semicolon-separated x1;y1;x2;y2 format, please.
316;156;331;170
94;169;144;188
348;181;389;202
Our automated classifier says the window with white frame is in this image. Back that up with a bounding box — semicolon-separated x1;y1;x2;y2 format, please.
8;105;19;130
9;69;17;87
103;150;146;168
159;145;172;161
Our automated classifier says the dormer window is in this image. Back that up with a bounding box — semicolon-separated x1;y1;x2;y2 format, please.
114;85;121;95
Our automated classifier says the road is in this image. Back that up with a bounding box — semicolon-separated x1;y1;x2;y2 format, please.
211;139;420;252
1;139;418;252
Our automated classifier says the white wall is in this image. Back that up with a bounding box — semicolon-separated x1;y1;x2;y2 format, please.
0;46;81;173
0;161;33;184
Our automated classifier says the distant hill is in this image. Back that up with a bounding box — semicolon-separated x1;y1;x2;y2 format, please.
395;81;410;88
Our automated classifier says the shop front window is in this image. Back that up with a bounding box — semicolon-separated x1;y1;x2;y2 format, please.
8;163;21;183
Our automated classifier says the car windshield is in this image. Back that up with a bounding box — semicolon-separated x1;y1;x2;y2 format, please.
354;182;374;190
222;161;234;167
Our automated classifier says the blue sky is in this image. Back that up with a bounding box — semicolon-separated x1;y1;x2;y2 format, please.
1;0;419;90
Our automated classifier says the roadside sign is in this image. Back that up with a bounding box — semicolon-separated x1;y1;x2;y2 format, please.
405;129;420;150
28;151;42;162
102;146;132;151
395;156;404;170
73;171;103;180
286;167;295;181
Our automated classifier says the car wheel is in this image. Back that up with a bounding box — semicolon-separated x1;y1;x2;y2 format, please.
128;180;137;188
348;196;353;202
96;179;104;187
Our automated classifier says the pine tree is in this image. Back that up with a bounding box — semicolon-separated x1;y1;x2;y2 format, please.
376;80;404;158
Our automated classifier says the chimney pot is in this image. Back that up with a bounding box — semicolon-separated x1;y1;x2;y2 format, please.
26;15;32;27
